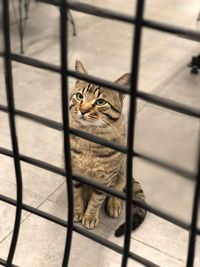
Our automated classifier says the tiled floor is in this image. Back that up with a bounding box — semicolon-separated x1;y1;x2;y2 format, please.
0;0;200;266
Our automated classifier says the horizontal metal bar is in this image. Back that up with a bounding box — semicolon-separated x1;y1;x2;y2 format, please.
70;127;127;153
137;91;200;119
0;105;196;181
0;258;18;267
10;53;130;95
135;152;196;181
0;147;64;176
74;173;200;235
68;0;200;41
0;104;63;130
10;53;200;119
38;0;200;42
0;107;196;183
38;0;135;23
0;194;158;267
67;1;136;24
0;104;127;154
67;70;130;95
143;19;200;42
73;174;192;233
11;53;60;73
0;147;198;233
0;148;124;198
15;110;62;130
0;104;7;112
10;53;200;120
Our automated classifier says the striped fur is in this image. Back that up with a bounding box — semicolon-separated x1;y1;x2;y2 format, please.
69;60;146;234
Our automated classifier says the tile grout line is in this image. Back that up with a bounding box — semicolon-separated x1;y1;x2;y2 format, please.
100;221;186;264
0;181;66;246
100;216;187;264
0;176;65;201
132;237;186;264
46;180;66;201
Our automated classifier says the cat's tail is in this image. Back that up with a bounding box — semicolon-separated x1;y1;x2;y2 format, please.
115;180;146;237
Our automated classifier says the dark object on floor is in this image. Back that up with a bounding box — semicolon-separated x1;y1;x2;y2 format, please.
188;55;200;74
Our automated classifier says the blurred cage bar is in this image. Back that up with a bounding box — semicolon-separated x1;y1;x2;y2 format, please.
0;0;200;266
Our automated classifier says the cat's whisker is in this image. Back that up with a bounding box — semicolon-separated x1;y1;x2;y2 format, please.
97;121;107;136
99;119;118;136
98;120;112;136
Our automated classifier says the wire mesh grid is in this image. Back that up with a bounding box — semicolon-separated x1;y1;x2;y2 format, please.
0;0;200;266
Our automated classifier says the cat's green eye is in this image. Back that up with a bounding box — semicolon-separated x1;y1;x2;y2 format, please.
95;98;107;106
76;93;84;101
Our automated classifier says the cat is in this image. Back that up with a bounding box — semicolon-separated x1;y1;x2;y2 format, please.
69;60;146;236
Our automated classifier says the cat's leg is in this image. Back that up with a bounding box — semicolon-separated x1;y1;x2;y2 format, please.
107;168;125;218
73;183;85;222
82;190;106;229
106;182;124;218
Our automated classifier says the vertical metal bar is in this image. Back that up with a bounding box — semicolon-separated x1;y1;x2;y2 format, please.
2;0;23;266
60;0;74;266
121;0;145;266
186;139;200;267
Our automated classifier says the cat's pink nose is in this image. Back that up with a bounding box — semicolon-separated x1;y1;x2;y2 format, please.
80;109;88;115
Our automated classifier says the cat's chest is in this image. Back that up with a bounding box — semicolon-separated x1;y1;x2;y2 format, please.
71;137;103;166
70;136;119;178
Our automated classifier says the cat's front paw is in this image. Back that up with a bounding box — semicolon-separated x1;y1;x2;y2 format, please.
82;215;99;229
107;197;122;218
73;213;84;222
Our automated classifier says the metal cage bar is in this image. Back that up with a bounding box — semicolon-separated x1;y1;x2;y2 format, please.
2;0;23;266
2;52;199;119
1;0;200;266
0;258;18;267
38;0;200;42
186;142;200;267
1;146;200;235
0;104;197;181
121;0;145;266
60;0;74;265
0;194;158;267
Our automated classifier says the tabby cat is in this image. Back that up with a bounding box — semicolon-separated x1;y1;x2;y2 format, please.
69;60;146;236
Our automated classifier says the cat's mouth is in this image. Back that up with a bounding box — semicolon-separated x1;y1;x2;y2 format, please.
76;114;97;127
78;114;89;121
80;115;87;120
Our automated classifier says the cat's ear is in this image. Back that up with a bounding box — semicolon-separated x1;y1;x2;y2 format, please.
75;60;87;74
115;73;131;86
115;73;131;101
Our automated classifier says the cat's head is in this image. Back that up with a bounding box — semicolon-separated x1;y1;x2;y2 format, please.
69;60;130;128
